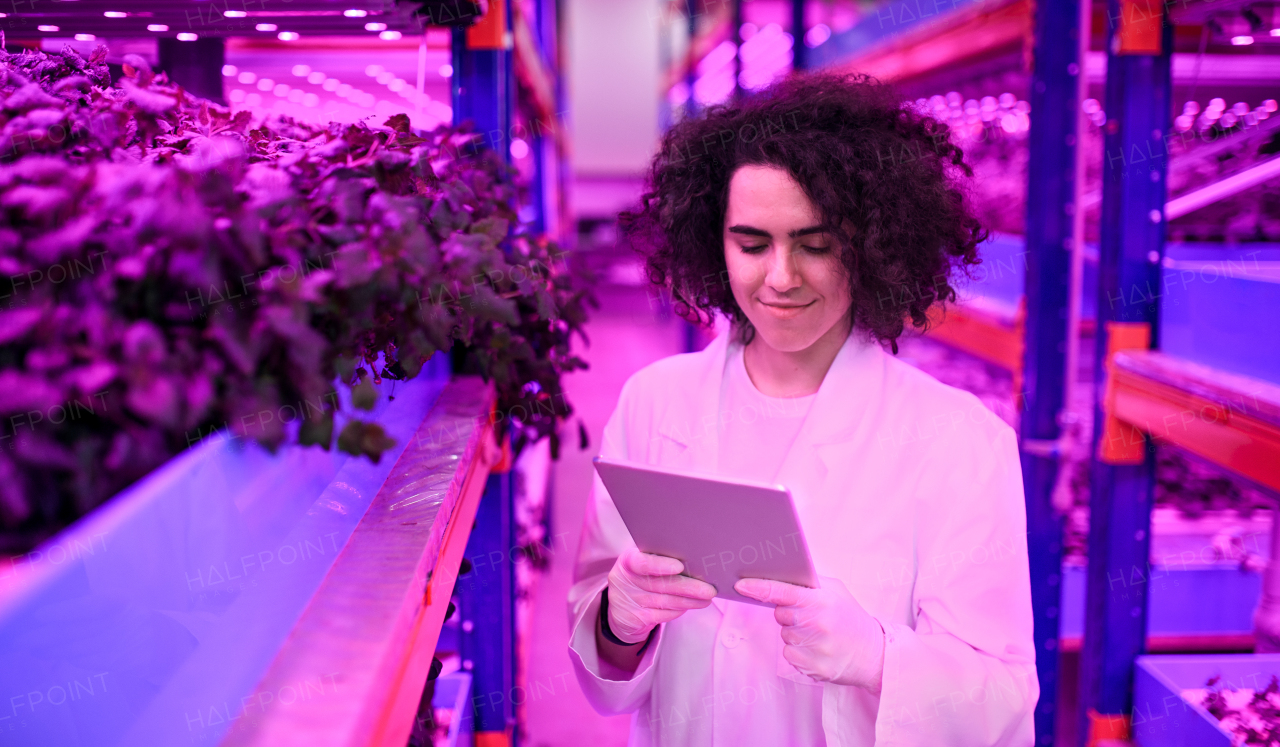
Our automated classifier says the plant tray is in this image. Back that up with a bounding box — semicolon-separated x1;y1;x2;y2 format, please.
1134;654;1280;746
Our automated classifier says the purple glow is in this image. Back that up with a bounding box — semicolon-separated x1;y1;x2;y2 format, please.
738;23;793;91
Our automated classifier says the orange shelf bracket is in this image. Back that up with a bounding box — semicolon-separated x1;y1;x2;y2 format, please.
1098;321;1150;464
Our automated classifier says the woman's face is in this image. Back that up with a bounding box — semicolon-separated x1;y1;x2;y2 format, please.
722;164;854;353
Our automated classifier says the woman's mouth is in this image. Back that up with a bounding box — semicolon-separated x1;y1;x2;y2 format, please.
758;299;816;320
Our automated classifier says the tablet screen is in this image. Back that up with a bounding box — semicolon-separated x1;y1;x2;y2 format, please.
593;456;819;607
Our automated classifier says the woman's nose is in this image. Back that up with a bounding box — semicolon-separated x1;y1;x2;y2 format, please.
765;246;802;293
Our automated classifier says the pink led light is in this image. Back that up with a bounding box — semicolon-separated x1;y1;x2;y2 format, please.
804;24;831;48
147;24;168;32
177;32;198;41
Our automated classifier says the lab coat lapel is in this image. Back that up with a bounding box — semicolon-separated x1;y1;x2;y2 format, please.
773;334;886;552
652;332;729;475
653;333;732;613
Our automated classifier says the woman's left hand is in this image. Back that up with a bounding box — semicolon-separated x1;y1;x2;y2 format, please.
735;576;886;694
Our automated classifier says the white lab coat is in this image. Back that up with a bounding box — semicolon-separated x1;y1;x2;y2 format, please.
568;331;1038;746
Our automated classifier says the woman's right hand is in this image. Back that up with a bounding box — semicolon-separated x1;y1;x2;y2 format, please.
605;547;718;643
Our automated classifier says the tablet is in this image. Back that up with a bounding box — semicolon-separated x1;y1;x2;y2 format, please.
592;456;819;608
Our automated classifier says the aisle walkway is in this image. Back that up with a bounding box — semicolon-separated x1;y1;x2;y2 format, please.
524;284;685;747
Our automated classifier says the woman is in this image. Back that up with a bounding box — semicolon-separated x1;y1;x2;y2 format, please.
567;72;1037;746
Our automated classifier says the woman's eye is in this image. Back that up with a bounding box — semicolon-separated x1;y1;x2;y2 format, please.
802;244;831;254
740;244;768;254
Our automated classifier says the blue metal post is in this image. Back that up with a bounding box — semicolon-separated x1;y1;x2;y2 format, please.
680;0;702;353
459;470;516;738
526;0;553;236
1020;0;1082;742
451;8;517;741
686;0;698;117
451;2;513;163
792;0;807;70
1077;4;1171;743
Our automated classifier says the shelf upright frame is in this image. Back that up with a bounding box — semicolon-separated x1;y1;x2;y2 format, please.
451;0;514;165
1020;0;1083;742
792;0;807;70
451;5;518;743
525;0;561;237
1077;0;1172;742
459;469;518;745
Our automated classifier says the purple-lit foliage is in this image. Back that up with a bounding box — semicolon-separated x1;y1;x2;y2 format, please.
0;45;590;533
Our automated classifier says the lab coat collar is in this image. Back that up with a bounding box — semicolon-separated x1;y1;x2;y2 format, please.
654;328;886;452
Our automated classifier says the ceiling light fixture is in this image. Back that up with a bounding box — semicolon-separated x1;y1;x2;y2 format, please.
177;32;198;41
104;11;127;18
278;31;300;41
256;23;278;31
344;9;368;17
147;24;169;32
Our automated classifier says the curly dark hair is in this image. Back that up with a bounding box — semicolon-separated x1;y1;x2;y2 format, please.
618;71;987;351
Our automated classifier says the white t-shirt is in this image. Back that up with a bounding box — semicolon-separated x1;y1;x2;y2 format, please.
716;343;816;485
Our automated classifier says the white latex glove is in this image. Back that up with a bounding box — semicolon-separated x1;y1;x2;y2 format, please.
605;547;717;643
735;575;886;694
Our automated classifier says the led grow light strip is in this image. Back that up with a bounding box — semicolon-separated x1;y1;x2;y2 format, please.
1164;156;1280;220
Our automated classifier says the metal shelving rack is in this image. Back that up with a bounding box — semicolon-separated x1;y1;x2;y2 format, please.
0;3;566;745
805;0;1280;745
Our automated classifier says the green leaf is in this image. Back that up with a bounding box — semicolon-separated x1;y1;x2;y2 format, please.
299;411;334;449
465;285;519;325
334;355;356;382
337;421;397;463
469;216;508;243
337;420;363;457
351;377;377;410
383;113;411;134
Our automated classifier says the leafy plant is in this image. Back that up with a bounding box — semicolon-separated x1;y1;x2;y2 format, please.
0;45;590;543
